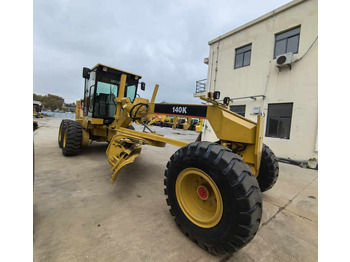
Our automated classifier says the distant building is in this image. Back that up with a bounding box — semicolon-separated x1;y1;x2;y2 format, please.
201;0;318;161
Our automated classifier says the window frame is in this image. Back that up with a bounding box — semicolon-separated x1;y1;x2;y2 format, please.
91;68;140;119
234;43;252;69
85;69;96;117
93;80;119;118
273;26;301;58
265;103;293;139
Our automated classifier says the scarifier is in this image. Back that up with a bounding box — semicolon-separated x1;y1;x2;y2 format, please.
58;64;279;255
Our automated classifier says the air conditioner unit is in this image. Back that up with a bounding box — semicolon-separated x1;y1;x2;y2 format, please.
276;52;293;69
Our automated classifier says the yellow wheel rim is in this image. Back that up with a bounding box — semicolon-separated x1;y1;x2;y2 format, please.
59;126;62;142
176;167;223;228
63;129;67;148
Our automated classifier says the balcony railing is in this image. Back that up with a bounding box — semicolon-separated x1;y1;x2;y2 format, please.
195;79;207;94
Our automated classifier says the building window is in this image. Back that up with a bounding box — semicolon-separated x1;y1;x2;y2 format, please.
266;103;293;139
230;105;246;117
274;26;301;58
234;44;252;69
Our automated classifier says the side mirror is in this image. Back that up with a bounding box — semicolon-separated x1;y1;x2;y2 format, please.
82;67;90;79
140;82;146;91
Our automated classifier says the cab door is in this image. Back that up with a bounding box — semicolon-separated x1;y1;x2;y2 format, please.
84;70;96;117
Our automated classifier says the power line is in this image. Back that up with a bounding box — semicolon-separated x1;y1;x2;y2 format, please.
294;36;318;63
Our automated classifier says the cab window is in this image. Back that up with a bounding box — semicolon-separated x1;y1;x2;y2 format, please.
94;81;118;118
126;84;136;102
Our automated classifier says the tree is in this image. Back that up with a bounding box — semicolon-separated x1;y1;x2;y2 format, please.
33;93;45;102
64;102;76;107
63;102;76;112
42;94;64;111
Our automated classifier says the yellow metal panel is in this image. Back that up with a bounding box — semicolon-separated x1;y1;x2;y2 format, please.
195;119;203;132
91;118;104;125
75;119;83;126
151;84;159;104
92;127;107;137
254;115;265;173
207;107;256;144
116;127;189;148
82;130;90;147
115;74;127;123
75;100;83;121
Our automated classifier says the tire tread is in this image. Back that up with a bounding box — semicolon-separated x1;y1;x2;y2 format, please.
164;142;262;255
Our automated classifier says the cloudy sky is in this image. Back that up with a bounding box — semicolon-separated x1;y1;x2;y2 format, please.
34;0;291;104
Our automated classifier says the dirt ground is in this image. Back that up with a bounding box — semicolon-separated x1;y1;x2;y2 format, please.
33;117;318;262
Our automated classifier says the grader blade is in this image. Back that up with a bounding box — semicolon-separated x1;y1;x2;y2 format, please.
106;127;188;183
109;145;142;183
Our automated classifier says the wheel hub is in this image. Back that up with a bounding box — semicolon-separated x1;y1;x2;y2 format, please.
175;167;223;228
197;186;209;200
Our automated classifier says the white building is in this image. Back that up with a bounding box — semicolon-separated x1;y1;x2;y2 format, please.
201;0;318;161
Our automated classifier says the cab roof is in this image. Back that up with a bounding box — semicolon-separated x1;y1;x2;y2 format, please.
91;63;142;79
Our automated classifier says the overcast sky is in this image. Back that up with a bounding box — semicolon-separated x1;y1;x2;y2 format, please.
34;0;291;104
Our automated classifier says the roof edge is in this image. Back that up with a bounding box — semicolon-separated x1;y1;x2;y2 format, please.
91;63;142;78
208;0;307;45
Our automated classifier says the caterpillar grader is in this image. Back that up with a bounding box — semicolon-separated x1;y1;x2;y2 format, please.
58;63;279;255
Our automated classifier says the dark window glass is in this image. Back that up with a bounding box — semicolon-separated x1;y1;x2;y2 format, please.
266;103;293;139
274;26;300;58
234;44;252;69
235;53;244;68
266;117;279;137
275;39;287;57
87;70;96;117
286;35;299;53
243;51;251;67
230;105;246;117
275;27;300;41
279;117;292;139
94;81;118;118
88;84;95;115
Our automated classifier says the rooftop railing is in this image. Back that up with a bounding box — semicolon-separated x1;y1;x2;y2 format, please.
195;79;207;94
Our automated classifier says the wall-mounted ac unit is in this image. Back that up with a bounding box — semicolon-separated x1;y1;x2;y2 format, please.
276;52;293;69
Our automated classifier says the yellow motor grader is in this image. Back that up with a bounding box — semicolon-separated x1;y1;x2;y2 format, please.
147;115;162;126
147;114;171;127
195;118;204;132
58;64;279;255
33;101;43;118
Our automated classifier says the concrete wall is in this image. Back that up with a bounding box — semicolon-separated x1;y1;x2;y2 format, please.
203;0;318;160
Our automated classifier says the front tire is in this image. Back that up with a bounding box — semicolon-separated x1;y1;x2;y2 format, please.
164;141;262;255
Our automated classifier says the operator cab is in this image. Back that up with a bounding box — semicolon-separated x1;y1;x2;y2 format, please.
82;64;143;124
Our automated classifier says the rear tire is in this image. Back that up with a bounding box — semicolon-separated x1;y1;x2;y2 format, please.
257;144;279;192
58;119;71;148
62;121;82;156
164;141;262;255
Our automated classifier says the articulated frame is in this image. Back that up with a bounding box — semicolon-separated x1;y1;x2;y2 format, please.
78;73;264;183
